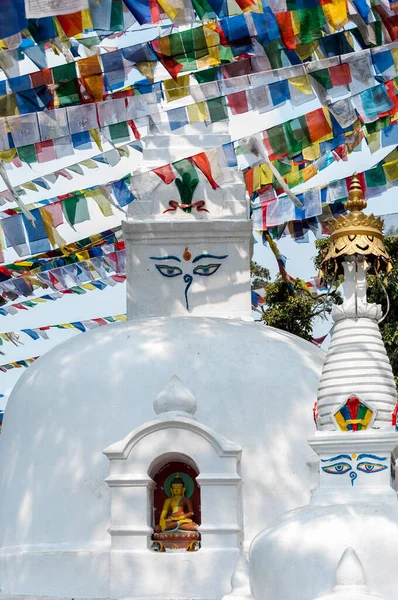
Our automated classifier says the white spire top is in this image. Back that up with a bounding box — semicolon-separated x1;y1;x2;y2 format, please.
153;375;197;417
314;548;388;600
334;548;367;591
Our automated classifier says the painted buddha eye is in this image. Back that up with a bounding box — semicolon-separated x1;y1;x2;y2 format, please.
356;462;387;473
155;265;183;278
193;263;221;276
322;463;352;475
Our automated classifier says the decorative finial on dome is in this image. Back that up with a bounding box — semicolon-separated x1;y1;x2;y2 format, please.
153;375;197;417
334;548;367;592
321;173;390;275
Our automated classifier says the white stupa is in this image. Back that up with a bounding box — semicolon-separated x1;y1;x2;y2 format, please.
249;176;398;600
0;153;325;600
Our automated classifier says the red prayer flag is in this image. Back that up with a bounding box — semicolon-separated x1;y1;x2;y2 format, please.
30;68;53;88
153;164;176;184
127;120;141;140
329;63;352;87
149;0;160;21
275;12;296;50
227;91;249;115
36;140;56;164
189;152;220;190
57;12;83;37
92;318;108;326
235;0;256;8
306;109;332;143
244;169;254;197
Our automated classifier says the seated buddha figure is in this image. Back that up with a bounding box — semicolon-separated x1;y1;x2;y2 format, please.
154;474;198;533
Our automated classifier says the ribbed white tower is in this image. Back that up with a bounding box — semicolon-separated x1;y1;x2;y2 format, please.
316;256;396;431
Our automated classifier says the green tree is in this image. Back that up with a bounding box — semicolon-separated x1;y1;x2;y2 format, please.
314;237;398;379
251;260;338;341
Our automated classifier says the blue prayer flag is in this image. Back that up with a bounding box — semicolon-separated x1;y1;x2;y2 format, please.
112;180;135;207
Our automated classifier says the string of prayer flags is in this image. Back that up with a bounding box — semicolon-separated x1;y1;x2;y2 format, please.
0;313;126;355
0;274;126;318
0;356;39;372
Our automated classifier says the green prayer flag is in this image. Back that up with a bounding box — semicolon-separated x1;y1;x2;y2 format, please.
295;7;325;45
268;124;288;157
273;159;291;176
366;116;391;134
207;97;227;123
22;300;37;307
52;62;77;83
110;0;124;31
109;122;130;144
219;45;234;63
283;122;303;156
365;163;387;188
191;0;214;17
264;40;284;70
193;67;220;84
17;144;37;164
70;286;87;295
310;68;333;90
63;194;90;227
58;80;80;106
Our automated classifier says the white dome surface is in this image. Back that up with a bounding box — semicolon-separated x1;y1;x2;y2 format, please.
249;502;398;600
0;316;324;598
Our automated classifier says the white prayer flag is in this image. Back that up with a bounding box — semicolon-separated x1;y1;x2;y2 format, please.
25;0;88;19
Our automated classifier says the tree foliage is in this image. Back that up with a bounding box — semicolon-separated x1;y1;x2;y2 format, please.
251;260;338;342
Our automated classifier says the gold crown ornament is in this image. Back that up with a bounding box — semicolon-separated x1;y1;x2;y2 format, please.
322;174;391;275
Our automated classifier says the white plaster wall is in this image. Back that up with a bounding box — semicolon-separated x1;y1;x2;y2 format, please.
0;316;324;597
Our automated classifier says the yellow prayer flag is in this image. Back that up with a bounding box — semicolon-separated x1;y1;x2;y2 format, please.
0;93;18;117
89;129;103;152
164;75;190;102
40;207;66;249
252;164;273;192
291;12;300;36
135;61;157;84
187;102;208;124
76;251;90;261
32;297;47;303
80;159;98;169
301;163;317;183
157;0;178;20
81;9;93;30
366;131;381;154
295;41;319;61
87;189;113;217
285;170;300;187
115;314;127;321
322;0;348;31
198;24;221;69
0;149;16;162
21;182;38;192
289;74;312;95
383;159;398;182
81;282;96;290
392;48;398;73
158;35;171;57
0;222;5;253
60;323;75;329
303;142;320;161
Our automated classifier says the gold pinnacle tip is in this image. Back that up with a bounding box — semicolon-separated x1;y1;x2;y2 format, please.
345;173;367;212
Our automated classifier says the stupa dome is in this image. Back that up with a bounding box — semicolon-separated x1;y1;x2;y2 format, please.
0;315;324;598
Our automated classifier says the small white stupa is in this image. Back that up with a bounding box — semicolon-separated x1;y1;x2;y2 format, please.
249;175;398;600
0;141;325;600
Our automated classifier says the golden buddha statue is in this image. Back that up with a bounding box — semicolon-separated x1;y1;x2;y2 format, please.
154;474;198;533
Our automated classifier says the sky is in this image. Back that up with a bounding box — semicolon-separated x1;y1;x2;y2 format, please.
0;23;397;406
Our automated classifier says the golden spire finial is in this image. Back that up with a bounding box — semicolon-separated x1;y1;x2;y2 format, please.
345;173;367;212
321;172;390;274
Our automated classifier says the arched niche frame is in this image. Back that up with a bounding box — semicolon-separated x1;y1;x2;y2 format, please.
103;414;242;600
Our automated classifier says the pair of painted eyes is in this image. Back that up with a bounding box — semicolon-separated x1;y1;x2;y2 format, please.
322;462;387;475
155;264;221;278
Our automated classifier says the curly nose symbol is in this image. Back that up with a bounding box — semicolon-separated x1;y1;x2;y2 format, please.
350;472;357;486
183;274;193;310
